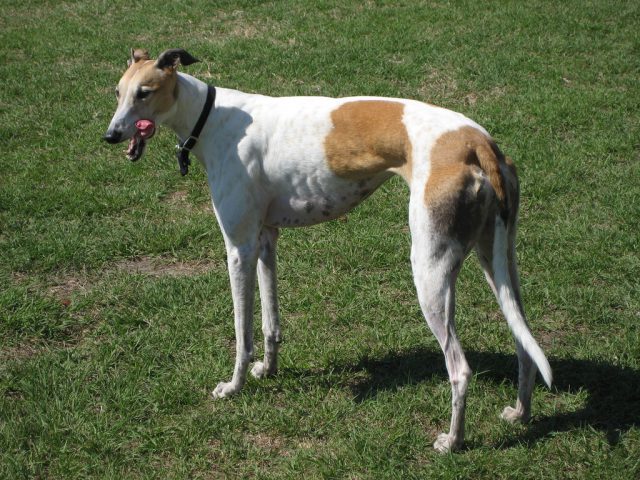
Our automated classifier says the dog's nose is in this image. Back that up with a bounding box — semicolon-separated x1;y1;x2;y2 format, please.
102;130;122;144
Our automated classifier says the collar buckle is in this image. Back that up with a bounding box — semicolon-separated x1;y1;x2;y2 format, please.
176;135;198;152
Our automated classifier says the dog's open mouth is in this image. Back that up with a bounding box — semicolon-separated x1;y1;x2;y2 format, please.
126;119;155;161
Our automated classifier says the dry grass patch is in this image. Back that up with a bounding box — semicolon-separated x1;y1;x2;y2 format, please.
0;342;40;362
245;432;289;454
47;273;92;301
418;68;461;103
163;189;212;213
114;256;218;277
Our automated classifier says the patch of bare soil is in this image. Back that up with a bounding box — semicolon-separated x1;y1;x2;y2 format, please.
163;189;212;213
114;256;217;277
0;342;39;362
165;190;190;205
47;274;91;301
245;432;289;455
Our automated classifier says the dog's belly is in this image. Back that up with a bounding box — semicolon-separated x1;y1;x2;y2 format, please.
264;172;392;228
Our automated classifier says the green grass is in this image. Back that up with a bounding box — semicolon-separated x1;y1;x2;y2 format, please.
1;0;639;478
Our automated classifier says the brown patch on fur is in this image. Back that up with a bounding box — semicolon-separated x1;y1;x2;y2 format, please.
138;62;177;114
425;126;513;246
425;126;509;216
324;101;412;181
118;56;177;115
431;166;492;248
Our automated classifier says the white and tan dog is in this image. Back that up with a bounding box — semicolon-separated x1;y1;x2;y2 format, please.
104;48;552;452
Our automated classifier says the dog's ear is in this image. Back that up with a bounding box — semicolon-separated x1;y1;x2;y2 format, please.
155;49;200;72
128;48;150;67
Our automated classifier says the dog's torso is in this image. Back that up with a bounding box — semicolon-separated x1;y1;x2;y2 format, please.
195;85;486;237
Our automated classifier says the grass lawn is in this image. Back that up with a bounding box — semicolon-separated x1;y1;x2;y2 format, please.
1;0;639;478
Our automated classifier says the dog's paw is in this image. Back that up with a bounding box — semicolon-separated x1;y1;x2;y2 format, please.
433;433;460;453
211;381;240;399
250;361;266;379
500;405;529;423
433;433;461;453
250;361;276;379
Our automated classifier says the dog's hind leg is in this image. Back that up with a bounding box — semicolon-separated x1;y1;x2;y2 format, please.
412;160;498;452
251;226;281;379
409;188;473;452
411;233;470;453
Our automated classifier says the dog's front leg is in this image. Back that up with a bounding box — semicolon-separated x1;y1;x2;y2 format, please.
212;241;259;399
251;226;281;379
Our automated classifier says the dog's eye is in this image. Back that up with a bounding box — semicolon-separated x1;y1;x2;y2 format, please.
137;89;152;100
115;87;120;99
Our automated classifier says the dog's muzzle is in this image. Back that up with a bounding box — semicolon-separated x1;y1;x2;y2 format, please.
103;120;156;162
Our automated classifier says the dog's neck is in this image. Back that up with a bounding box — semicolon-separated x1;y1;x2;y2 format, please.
161;72;212;142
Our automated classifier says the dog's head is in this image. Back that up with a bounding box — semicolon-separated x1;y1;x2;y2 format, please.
103;48;199;161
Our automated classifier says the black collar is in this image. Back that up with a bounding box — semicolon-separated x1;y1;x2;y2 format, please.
176;85;216;176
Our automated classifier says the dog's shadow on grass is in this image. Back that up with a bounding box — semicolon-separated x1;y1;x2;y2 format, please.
341;348;640;448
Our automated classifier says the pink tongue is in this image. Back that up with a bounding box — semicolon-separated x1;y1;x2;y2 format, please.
135;119;155;139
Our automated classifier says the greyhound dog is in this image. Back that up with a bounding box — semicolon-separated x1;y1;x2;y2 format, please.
104;48;552;452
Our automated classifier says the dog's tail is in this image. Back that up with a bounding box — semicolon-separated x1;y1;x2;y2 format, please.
491;213;553;388
482;152;552;388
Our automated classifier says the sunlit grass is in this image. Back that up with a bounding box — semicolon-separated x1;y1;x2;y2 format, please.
1;1;638;478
